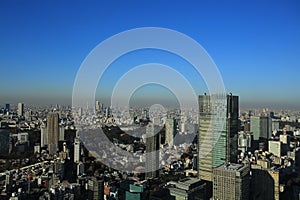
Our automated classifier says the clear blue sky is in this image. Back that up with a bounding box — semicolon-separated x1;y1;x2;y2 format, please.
0;0;299;109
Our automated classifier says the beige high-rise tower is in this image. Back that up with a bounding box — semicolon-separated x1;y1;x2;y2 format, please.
165;118;176;146
17;103;24;116
47;113;59;155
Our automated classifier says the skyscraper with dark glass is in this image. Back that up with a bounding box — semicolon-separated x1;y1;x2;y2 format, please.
5;104;10;113
145;123;160;179
198;93;239;182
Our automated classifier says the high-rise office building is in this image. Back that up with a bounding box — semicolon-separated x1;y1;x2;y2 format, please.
59;126;65;141
145;123;160;179
213;163;250;200
5;104;10;112
0;130;9;155
47;113;59;155
17;103;24;116
198;94;239;182
268;140;282;157
5;171;12;192
238;131;252;153
87;177;104;200
40;125;47;148
95;100;100;111
272;120;280;131
74;136;81;163
78;107;83;116
105;107;110;118
54;159;65;181
250;116;272;140
165;118;176;146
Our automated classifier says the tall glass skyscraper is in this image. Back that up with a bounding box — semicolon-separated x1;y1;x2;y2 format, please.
145;123;160;179
250;116;272;140
198;93;239;182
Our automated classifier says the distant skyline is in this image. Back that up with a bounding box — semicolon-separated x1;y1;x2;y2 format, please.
0;1;300;109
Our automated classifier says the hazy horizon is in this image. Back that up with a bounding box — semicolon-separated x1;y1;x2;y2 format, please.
1;1;299;110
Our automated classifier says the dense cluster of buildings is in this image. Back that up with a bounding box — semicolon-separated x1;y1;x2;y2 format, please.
0;94;300;199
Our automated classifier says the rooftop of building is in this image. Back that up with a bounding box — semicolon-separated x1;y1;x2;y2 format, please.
178;177;201;185
166;177;205;191
215;163;247;172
